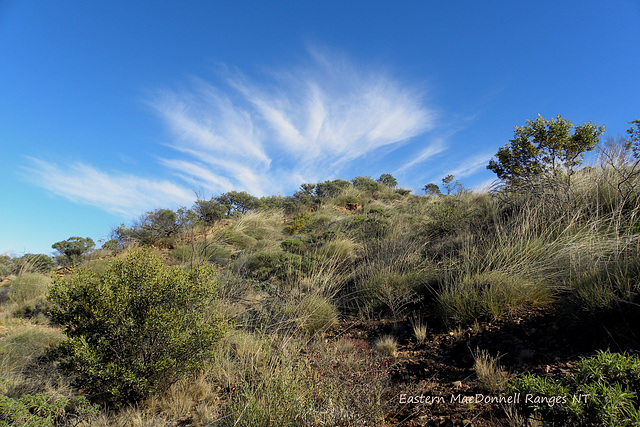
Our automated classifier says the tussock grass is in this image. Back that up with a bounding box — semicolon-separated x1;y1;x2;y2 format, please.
0;323;65;394
319;236;360;262
473;348;509;394
375;335;398;357
2;273;50;307
410;314;428;344
437;271;551;325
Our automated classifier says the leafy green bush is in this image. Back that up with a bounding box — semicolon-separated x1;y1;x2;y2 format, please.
216;191;260;216
509;350;640;426
509;373;578;424
575;350;640;394
314;179;352;198
281;239;306;254
351;176;384;194
247;252;310;282
192;198;226;223
286;211;311;235
48;249;227;404
0;393;98;427
0;392;68;426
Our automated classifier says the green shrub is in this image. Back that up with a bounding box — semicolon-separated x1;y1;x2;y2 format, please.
351;176;384;194
509;373;578;424
248;252;310;282
192;198;226;223
0;393;98;427
280;239;306;254
286;212;311;235
575;350;640;394
48;248;227;405
509;350;640;426
0;392;68;426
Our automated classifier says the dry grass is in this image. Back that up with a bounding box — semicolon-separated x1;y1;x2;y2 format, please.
410;314;428;344
473;348;509;394
375;335;398;357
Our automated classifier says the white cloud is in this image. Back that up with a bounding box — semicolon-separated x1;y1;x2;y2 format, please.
26;49;443;215
395;138;447;174
23;158;194;217
153;50;437;190
447;151;495;178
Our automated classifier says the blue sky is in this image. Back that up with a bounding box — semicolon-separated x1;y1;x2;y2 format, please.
1;1;639;256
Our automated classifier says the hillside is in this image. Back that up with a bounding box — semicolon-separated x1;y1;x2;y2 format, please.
1;147;640;425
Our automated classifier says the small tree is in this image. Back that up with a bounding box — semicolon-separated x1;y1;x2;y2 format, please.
314;179;352;198
487;114;604;185
352;176;384;193
141;208;180;238
441;174;462;195
52;237;95;265
377;173;398;188
423;183;441;196
193;199;226;223
215;191;260;216
48;249;227;404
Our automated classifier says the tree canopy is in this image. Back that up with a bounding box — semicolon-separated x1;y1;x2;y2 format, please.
487;114;604;184
52;236;95;264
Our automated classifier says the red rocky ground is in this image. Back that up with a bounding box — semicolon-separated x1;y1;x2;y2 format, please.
324;305;640;426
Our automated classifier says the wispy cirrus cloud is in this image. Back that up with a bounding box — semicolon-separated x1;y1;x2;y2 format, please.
394;138;447;175
152;50;437;195
23;158;194;217
25;49;441;215
447;151;495;178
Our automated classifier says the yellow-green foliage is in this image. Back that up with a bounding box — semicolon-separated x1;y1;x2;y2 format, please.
48;248;227;404
286;211;310;235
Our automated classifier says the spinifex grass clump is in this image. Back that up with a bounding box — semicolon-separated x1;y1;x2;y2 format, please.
48;248;227;405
